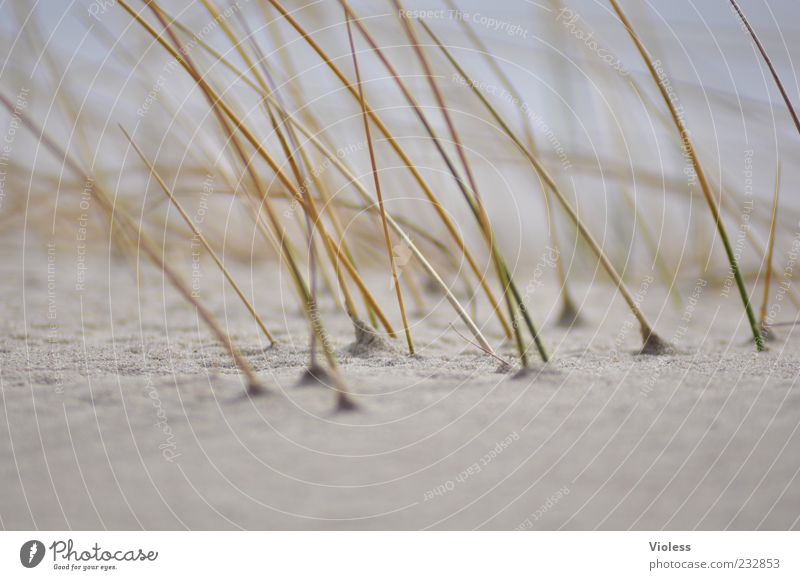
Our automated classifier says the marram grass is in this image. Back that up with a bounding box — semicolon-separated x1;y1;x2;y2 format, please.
3;0;795;411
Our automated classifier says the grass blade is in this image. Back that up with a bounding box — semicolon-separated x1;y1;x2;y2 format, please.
609;0;764;352
345;11;415;355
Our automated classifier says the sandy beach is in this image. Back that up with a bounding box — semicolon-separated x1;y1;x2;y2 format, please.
2;243;798;531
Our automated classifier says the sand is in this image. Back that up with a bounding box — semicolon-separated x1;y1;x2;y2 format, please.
2;244;799;530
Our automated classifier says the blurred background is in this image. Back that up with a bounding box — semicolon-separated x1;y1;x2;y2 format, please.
1;0;799;294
